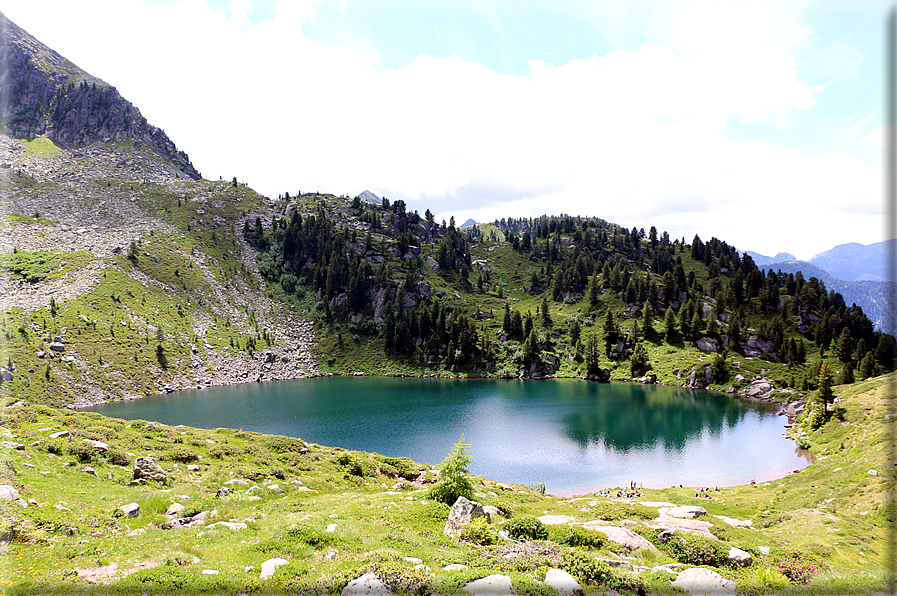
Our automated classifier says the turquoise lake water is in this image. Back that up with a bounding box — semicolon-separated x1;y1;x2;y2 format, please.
85;377;808;495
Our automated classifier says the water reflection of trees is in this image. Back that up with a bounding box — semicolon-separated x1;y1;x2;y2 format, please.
560;383;755;451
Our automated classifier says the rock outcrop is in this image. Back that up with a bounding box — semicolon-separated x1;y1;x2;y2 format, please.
0;12;199;179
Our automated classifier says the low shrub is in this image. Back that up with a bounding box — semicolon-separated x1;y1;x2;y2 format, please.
558;551;614;585
772;548;829;584
259;435;307;454
547;525;605;549
165;446;199;463
287;522;338;547
460;517;500;545
68;442;96;463
664;533;729;567
503;517;548;541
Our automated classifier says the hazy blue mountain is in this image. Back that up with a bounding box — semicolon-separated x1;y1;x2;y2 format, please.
808;240;895;282
459;218;478;228
745;251;797;267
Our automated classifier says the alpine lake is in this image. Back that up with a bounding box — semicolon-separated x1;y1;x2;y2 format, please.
84;377;809;496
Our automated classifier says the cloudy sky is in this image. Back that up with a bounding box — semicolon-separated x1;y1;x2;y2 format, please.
3;0;892;259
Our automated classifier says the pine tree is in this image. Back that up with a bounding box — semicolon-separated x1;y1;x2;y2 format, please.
630;342;650;376
540;296;552;327
859;351;876;379
836;328;853;363
603;309;618;356
585;334;602;376
664;307;677;343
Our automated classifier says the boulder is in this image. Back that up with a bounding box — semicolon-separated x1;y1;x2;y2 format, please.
444;496;488;537
1;441;24;450
0;485;20;501
208;521;247;530
85;439;109;451
165;502;185;516
48;430;69;439
715;515;751;528
665;505;706;519
120;503;139;518
49;341;65;352
671;567;735;595
650;515;717;539
544;568;584;596
259;557;289;580
132;457;166;482
728;547;752;567
463;574;515;596
216;487;231;498
341;573;392;596
575;522;657;551
443;564;469;572
482;505;502;518
537;514;576;526
696;337;719;353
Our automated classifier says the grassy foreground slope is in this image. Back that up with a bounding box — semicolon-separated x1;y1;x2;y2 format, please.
1;373;893;594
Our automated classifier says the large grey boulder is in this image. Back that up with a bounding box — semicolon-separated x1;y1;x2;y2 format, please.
728;547;752;567
463;574;515;596
444;496;488;537
341;573;392;596
0;485;21;501
575;522;657;551
544;568;584;596
671;567;735;595
120;503;140;518
259;557;289;579
664;505;706;519
696;337;719;353
132;457;166;482
649;515;717;540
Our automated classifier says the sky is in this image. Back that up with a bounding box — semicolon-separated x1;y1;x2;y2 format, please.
2;0;894;260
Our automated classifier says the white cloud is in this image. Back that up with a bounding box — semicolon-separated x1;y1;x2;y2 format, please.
2;0;880;260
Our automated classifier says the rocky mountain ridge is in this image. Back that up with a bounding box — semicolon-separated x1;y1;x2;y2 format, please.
0;11;200;180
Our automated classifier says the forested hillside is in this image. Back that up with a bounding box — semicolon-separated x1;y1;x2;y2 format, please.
243;193;895;397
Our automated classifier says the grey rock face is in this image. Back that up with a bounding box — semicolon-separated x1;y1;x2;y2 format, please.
132;457;166;482
444;496;488;536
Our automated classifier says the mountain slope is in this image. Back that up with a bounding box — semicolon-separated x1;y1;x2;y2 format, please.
808;239;895;282
0;11;200;179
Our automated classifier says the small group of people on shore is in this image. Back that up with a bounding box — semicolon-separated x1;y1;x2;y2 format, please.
694;486;721;499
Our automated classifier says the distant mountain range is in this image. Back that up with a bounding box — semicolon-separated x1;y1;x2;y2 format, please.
459;218;478;228
745;243;896;335
747;240;894;283
808;240;895;282
744;251;797;267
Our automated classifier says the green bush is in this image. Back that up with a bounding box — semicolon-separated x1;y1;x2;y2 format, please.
772;549;829;584
259;435;307;454
503;517;548;540
367;561;432;594
166;446;199;463
287;522;338;547
459;517;499;545
547;525;606;549
105;448;131;466
558;551;613;585
665;533;730;567
68;441;96;463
